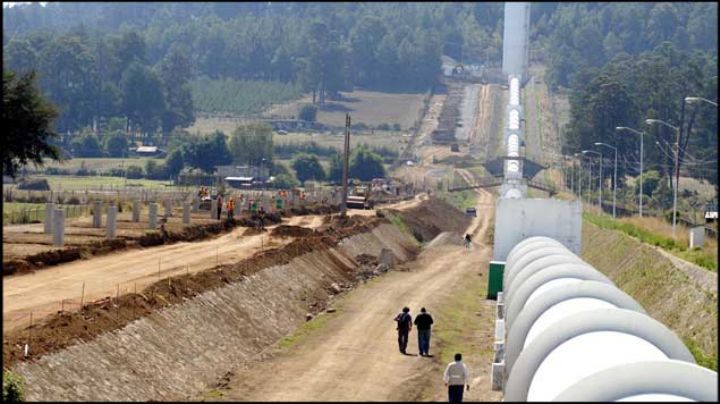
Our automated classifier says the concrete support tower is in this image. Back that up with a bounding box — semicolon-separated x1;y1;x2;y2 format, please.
149;203;158;229
502;2;531;84
93;200;103;228
44;202;55;234
132;200;140;222
106;204;117;239
183;202;191;224
53;208;65;246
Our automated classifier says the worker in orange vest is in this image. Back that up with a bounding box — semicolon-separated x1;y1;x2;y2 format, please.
227;197;235;220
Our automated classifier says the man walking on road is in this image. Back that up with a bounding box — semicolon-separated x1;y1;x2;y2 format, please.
444;353;470;403
394;306;412;354
414;307;434;356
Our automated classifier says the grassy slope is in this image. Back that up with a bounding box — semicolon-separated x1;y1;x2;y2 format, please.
582;221;717;370
584;211;717;271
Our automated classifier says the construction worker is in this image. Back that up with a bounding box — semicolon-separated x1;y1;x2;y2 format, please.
257;204;266;230
227;197;234;220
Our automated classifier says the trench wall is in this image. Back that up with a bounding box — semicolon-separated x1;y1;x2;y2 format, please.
14;223;416;401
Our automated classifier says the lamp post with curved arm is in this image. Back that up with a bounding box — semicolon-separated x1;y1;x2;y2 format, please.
646;118;680;237
594;142;618;218
582;150;602;209
685;97;718;107
616;127;645;217
573;152;582;200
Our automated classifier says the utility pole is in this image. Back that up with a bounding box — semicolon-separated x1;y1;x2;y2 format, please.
341;114;351;216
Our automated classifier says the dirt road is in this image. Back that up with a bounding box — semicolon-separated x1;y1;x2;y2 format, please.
213;189;499;401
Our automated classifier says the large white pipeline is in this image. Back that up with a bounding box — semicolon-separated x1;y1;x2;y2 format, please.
499;236;718;402
503;74;524;197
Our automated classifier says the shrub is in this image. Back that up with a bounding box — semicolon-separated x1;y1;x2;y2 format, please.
17;178;50;190
299;104;318;122
45;167;70;175
125;165;144;179
3;369;25;402
392;123;402;131
376;123;391;131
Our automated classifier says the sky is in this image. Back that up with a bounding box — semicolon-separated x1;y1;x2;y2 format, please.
3;2;47;8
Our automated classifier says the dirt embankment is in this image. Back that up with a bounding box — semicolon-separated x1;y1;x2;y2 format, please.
582;222;717;367
385;196;471;242
6;215;420;401
2;204;338;276
2;214;379;370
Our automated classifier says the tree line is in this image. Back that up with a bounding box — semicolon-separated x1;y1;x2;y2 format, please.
563;41;717;189
4;3;507;110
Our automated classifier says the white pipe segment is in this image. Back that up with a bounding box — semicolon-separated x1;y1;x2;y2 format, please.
504;245;577;290
509;109;520;130
503;254;585;304
504;238;566;283
553;360;718;402
498;237;717;402
504;309;697;401
504;264;613;325
504;188;523;199
504;281;646;371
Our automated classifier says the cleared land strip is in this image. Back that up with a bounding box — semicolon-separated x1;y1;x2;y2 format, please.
2;198;422;332
211;189;500;401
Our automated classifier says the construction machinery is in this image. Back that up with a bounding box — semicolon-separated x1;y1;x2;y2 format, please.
346;185;375;210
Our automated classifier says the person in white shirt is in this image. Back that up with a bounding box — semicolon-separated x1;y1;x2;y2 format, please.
443;353;470;402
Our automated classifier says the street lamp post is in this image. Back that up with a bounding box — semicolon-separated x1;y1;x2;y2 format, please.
616;127;645;217
573;152;582;200
685;97;718;107
582;150;602;209
645;118;680;237
594;142;618;218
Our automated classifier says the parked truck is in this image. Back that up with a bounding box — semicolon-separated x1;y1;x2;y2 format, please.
346;185;375;209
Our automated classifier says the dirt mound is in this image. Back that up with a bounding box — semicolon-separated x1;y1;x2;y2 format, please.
271;225;315;238
2;216;383;370
3;239;129;276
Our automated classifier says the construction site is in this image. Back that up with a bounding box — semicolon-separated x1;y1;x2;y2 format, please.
3;2;718;402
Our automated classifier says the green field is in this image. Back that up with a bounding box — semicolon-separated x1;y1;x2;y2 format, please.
40;157;158;173
3;202;88;225
189;78;303;116
13;175;176;191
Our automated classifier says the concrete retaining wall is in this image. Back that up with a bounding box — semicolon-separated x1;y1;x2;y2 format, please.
14;223;415;401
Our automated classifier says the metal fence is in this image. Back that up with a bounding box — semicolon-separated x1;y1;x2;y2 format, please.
3;204;88;225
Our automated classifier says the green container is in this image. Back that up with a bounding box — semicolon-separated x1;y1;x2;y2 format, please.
250;202;258;214
487;260;505;300
276;198;283;210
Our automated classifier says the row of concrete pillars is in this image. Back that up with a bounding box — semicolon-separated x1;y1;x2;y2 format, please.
45;200;194;247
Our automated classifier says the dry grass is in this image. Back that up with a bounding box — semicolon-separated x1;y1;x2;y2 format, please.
264;90;427;129
621;215;717;259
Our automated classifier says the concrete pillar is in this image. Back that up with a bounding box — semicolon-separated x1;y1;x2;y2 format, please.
211;199;218;220
233;198;242;216
106;204;117;239
132;200;140;222
192;197;199;212
44;202;55;234
53;208;65;247
689;226;705;249
183;202;191;224
149;203;158;229
164;199;172;217
93;200;103;228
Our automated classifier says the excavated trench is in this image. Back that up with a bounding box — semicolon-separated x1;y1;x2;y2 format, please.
7;197;466;401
